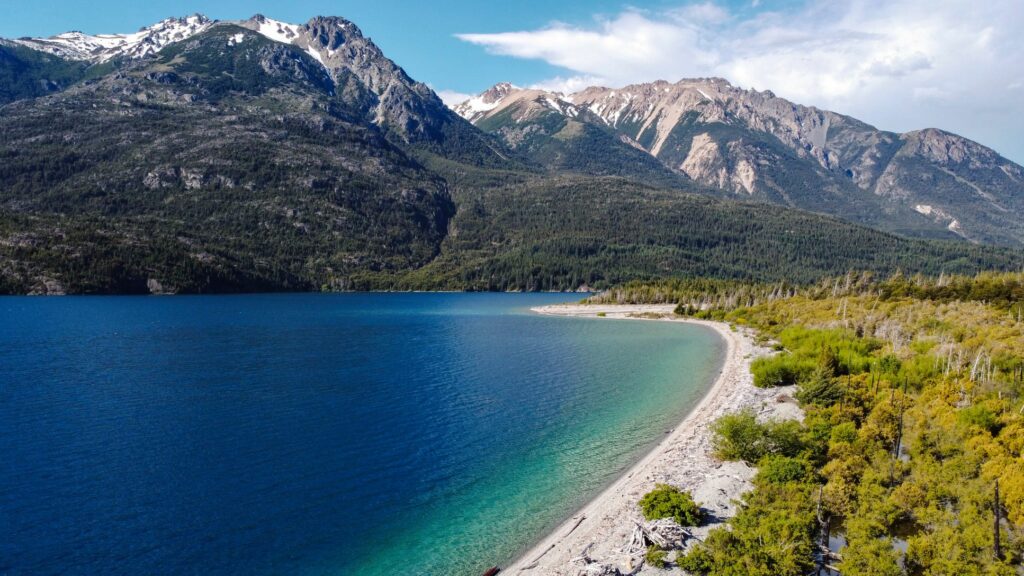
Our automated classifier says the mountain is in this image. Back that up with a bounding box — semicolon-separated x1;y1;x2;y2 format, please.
0;20;461;293
455;79;1024;246
3;14;506;163
0;15;1021;294
9;15;214;62
453;83;690;187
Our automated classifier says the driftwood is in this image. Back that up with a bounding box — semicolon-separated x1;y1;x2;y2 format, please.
522;515;587;570
571;542;596;565
624;518;690;554
519;544;555;571
564;515;587;537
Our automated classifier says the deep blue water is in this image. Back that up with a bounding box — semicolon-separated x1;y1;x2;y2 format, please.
0;293;724;575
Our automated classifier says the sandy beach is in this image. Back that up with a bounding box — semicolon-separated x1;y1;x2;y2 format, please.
505;304;800;575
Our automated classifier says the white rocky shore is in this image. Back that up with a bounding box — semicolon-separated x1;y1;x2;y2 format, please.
506;304;802;576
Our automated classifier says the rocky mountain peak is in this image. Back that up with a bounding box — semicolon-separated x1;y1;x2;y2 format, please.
453;82;527;121
481;82;519;103
305;16;362;46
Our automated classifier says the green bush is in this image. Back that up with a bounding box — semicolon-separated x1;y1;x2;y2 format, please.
795;366;845;406
751;353;818;388
639;484;704;526
645;545;668;569
765;420;807;457
829;421;858;445
678;483;818;575
676;543;714;574
712;410;769;462
839;536;903;576
711;410;807;464
957;405;1000;434
755;455;811;484
675;303;699;316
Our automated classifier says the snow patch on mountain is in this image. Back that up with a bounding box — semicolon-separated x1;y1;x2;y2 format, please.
454;95;501;119
12;14;212;62
453;82;521;121
249;15;302;45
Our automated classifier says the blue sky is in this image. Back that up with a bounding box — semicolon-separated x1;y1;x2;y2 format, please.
2;0;753;94
4;0;1024;162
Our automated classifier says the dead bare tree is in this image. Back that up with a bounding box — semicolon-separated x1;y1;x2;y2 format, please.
995;479;1003;562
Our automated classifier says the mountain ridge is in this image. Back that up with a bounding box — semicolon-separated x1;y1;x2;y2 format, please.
1;14;1022;294
454;79;1024;245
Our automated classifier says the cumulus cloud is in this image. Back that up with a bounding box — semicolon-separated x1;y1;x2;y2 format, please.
455;0;1024;162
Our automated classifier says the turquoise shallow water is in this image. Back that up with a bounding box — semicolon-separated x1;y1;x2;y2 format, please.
0;293;724;575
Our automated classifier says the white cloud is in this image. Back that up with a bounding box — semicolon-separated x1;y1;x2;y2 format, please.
457;11;718;89
666;2;730;25
435;89;474;106
456;0;1024;163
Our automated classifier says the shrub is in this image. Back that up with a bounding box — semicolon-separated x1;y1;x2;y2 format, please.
678;483;818;575
839;536;903;576
712;410;808;464
765;420;807;457
675;303;699;316
712;410;768;462
957;405;1000;434
830;422;858;445
676;543;713;574
817;346;841;377
878;354;901;374
756;455;811;484
751;354;814;388
645;545;667;569
639;484;704;526
795;367;845;406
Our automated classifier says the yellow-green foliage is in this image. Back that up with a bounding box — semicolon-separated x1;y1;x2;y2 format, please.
710;409;812;464
639;484;703;526
670;272;1024;574
679;483;819;576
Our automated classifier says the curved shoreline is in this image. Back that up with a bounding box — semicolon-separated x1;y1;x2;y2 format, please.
504;304;793;575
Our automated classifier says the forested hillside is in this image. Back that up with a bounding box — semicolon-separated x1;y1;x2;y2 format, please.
387;177;1024;291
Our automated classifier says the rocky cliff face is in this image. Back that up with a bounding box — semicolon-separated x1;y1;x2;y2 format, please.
236;15;458;143
455;79;1024;245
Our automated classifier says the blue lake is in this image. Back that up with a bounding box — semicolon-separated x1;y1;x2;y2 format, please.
0;293;724;575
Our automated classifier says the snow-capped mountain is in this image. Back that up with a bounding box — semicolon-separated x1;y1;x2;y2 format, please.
5;13;1024;247
12;14;214;62
452;79;1024;246
5;14;481;145
452;82;521;122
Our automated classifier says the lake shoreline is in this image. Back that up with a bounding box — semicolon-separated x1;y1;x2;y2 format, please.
504;304;798;575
